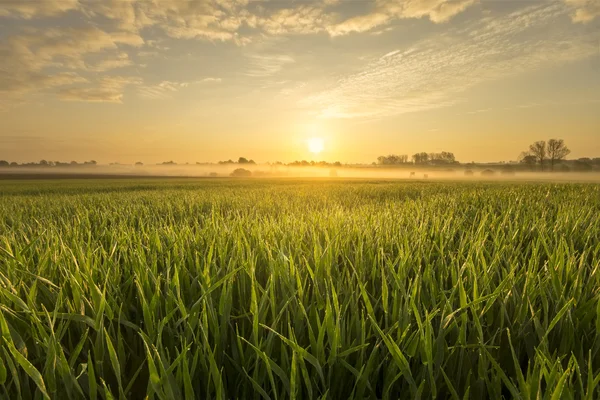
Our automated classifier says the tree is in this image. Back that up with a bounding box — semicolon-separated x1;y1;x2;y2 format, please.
518;151;537;168
135;162;144;166
0;160;8;167
238;157;255;164
528;141;546;171
547;139;570;171
412;152;429;164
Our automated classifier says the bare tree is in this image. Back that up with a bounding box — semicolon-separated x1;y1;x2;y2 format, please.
547;139;570;171
528;141;547;171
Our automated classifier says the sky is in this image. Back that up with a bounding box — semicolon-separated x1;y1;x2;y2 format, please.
0;0;599;164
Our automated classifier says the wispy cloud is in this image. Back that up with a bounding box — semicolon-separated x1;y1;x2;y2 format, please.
244;54;295;77
138;78;221;99
58;76;142;103
304;3;598;119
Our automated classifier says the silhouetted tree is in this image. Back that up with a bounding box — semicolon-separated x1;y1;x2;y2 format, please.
528;141;547;171
412;152;429;164
135;162;144;166
377;154;409;165
519;152;537;166
547;139;570;171
10;162;18;167
238;157;249;164
0;160;8;167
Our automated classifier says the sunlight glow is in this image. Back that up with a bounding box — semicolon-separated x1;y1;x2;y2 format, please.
307;137;325;154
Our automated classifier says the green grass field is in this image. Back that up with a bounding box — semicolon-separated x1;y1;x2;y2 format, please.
0;179;599;399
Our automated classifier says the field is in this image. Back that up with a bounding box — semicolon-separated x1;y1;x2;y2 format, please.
0;178;599;399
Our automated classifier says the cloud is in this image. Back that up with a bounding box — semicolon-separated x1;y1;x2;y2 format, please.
564;0;600;22
0;0;482;44
138;78;222;99
244;54;295;77
57;76;142;103
0;0;79;19
385;0;478;23
0;26;144;108
328;13;391;36
304;3;598;119
87;52;133;72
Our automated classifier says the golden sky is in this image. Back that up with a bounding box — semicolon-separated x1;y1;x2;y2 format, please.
1;0;599;164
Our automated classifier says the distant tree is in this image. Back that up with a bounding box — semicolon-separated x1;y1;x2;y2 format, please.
161;161;177;165
481;169;495;177
135;162;144;166
230;168;252;177
464;170;474;176
428;152;456;165
593;158;600;166
412;152;429;164
70;161;79;166
547;139;570;171
84;160;97;165
39;160;50;166
377;154;409;165
0;160;9;167
334;161;342;167
219;159;234;164
238;157;250;164
519;152;537;167
10;162;18;167
528;141;547;171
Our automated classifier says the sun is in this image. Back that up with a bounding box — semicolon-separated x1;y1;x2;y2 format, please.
307;137;325;154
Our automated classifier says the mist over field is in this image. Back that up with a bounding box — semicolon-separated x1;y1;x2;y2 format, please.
2;164;600;182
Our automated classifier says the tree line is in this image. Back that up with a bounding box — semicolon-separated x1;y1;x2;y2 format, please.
0;160;97;167
377;152;456;165
2;139;599;171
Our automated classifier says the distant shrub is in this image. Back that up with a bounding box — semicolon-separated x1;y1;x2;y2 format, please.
464;170;474;176
230;168;252;177
209;172;219;177
481;169;495;176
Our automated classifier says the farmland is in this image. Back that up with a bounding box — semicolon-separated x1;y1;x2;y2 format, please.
0;178;599;399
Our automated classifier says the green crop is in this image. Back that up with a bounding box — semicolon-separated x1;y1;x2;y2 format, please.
0;179;599;399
